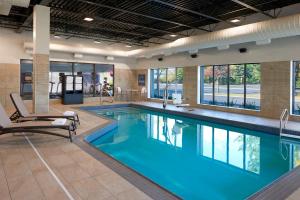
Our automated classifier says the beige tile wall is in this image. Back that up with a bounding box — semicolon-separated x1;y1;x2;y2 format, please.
32;54;50;113
0;63;20;109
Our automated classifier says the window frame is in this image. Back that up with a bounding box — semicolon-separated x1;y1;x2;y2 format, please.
199;63;261;110
150;67;184;99
292;61;300;115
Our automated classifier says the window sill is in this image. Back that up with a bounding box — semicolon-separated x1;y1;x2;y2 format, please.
197;103;260;112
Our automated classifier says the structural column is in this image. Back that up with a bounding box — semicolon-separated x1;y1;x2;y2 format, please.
32;5;50;113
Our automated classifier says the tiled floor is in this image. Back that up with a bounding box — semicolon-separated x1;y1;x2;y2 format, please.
2;101;300;200
0;101;152;200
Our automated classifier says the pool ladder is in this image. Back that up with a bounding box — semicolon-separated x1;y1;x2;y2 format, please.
279;108;289;138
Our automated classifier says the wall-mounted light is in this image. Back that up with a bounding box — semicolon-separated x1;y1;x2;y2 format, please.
125;45;132;48
94;40;101;44
54;35;61;39
170;34;177;37
84;17;94;22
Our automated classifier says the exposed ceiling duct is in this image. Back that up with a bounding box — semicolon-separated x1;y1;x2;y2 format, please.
0;0;30;15
23;13;300;59
128;13;300;58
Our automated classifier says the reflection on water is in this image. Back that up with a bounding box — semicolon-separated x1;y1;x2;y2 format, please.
198;125;260;174
148;115;184;148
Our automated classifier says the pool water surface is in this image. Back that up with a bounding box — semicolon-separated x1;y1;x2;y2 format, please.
85;107;300;200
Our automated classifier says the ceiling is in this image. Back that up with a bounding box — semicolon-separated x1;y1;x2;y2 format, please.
0;0;299;47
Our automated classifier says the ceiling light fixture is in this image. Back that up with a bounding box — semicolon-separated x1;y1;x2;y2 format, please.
230;18;241;23
84;17;94;22
125;45;132;48
170;34;177;37
94;40;101;44
54;35;61;39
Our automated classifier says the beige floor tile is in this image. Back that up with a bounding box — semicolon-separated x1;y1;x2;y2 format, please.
78;160;111;177
115;188;152;200
8;174;45;200
33;170;68;200
4;162;32;182
47;154;75;168
95;172;134;195
58;164;91;183
71;177;113;200
0;167;11;200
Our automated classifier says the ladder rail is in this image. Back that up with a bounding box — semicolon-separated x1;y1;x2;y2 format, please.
279;108;289;136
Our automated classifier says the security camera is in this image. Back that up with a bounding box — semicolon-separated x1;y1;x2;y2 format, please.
239;48;247;53
190;53;198;58
158;57;163;61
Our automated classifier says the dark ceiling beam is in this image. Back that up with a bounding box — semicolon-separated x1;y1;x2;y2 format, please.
231;0;275;18
151;0;236;26
15;0;52;33
51;18;171;42
76;0;210;32
51;8;186;37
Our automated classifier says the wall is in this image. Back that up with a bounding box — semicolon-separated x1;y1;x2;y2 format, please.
0;64;20;109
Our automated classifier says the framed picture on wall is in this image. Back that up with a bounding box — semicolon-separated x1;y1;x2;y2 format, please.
138;74;145;86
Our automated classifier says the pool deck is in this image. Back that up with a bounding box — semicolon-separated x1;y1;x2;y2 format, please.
1;101;300;200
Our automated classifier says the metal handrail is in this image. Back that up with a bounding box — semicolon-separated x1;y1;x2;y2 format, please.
279;108;289;136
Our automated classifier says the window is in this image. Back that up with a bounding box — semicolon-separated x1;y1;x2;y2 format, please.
292;61;300;115
199;63;261;110
95;64;114;96
150;67;184;99
20;60;114;99
74;63;94;96
49;62;73;99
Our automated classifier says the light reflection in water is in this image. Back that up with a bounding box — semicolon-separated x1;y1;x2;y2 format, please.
197;125;261;174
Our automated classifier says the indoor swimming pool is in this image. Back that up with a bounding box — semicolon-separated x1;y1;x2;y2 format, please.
83;106;300;200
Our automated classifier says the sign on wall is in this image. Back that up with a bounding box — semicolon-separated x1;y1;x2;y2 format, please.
138;74;146;86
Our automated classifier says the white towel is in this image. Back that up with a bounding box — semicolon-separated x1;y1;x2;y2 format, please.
52;118;67;125
64;111;76;116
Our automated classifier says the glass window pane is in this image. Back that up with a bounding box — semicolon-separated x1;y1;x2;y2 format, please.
158;69;167;99
214;65;228;106
246;64;261;110
176;68;184;97
167;68;176;99
74;63;94;96
201;125;213;158
95;64;114;96
229;131;244;168
200;66;213;104
20;60;33;100
214;128;227;162
151;69;159;98
245;135;260;174
49;62;73;98
293;62;300;115
229;64;245;108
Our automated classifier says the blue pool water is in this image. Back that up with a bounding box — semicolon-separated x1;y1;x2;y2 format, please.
86;106;300;200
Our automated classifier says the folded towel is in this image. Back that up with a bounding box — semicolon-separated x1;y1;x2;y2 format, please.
64;111;76;116
52;118;67;125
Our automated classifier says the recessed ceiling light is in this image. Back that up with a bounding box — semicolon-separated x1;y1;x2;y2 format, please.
94;40;101;44
125;45;132;48
170;34;177;37
230;18;241;23
54;35;61;39
84;17;94;22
